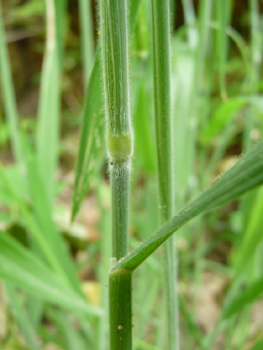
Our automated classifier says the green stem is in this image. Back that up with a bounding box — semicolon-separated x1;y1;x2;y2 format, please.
111;159;130;260
109;269;132;350
79;0;94;88
100;0;133;349
0;3;24;168
151;1;179;349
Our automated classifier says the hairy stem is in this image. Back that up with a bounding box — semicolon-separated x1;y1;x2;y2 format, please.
100;0;133;349
109;269;132;350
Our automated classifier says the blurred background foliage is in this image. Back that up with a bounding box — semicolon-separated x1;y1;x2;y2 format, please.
1;0;263;350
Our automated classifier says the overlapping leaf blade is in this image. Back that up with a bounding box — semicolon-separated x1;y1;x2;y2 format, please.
222;275;263;319
0;4;24;167
111;140;263;272
0;231;102;316
5;283;41;350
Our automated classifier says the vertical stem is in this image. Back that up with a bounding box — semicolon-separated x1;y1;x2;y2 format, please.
37;0;60;205
111;159;130;260
250;0;261;90
215;0;232;101
0;3;24;168
151;1;179;349
109;269;132;350
100;0;133;349
182;0;198;48
79;0;94;88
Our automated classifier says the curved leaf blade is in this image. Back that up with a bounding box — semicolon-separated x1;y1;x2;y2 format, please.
111;140;263;272
222;275;263;319
0;231;102;316
248;340;263;350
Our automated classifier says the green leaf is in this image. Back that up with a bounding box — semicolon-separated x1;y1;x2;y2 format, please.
179;298;205;350
71;57;104;220
25;150;82;295
111;140;263;272
234;187;263;277
0;143;83;297
0;4;24;167
71;0;142;220
248;340;263;350
200;98;246;144
134;338;163;350
36;1;60;205
79;0;94;86
12;1;45;19
222;275;263;319
0;231;102;316
133;75;156;173
47;309;87;350
4;283;41;350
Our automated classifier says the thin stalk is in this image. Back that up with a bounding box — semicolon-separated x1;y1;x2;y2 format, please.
96;179;111;350
79;0;94;88
109;268;132;350
0;3;24;168
241;0;261;251
250;0;261;91
215;0;233;100
181;0;198;48
37;0;60;205
151;1;179;350
100;0;133;349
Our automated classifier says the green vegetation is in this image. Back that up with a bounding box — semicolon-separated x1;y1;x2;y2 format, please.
1;1;263;350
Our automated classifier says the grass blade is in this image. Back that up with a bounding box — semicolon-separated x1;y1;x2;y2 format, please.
250;0;262;90
0;231;102;316
54;0;68;64
248;340;263;350
79;0;94;87
47;309;87;350
111;140;263;272
234;187;263;277
200;97;247;144
181;0;197;47
5;283;41;350
71;58;104;220
0;143;82;297
222;275;263;319
179;298;206;350
25;150;82;294
151;0;178;348
0;3;24;167
215;0;233;100
36;0;61;205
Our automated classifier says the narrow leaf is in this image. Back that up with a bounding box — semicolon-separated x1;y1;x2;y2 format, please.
0;143;83;297
0;231;102;316
200;98;246;144
248;340;263;350
26;150;83;295
0;4;24;167
234;187;263;277
222;275;263;319
79;0;94;87
5;283;41;350
111;140;263;272
37;0;60;205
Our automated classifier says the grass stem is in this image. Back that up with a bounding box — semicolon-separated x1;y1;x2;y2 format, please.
100;0;133;348
151;0;179;349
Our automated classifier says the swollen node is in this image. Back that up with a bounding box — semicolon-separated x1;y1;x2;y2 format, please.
107;132;133;160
